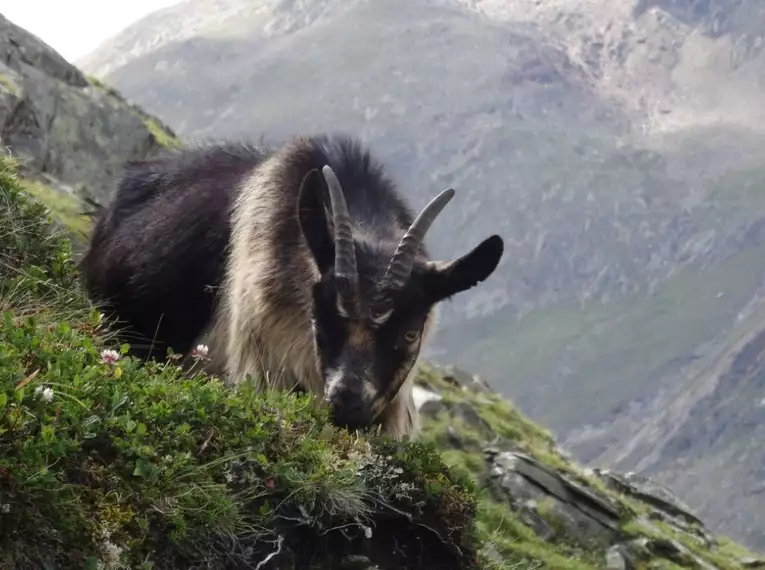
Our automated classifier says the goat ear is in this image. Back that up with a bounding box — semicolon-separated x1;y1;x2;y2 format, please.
297;168;335;275
422;235;504;304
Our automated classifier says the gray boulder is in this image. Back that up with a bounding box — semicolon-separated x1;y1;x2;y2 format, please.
0;13;175;202
484;449;623;548
595;468;704;527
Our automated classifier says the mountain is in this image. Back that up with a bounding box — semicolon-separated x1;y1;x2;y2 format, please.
2;154;763;567
0;12;179;245
0;4;765;560
75;0;765;550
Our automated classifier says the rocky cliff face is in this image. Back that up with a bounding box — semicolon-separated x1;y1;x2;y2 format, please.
0;12;177;211
48;0;765;551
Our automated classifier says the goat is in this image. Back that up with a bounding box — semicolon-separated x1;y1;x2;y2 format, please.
80;134;504;439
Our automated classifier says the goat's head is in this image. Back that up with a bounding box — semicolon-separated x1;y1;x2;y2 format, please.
297;165;504;431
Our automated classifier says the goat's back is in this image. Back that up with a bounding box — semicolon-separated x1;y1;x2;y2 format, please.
81;142;266;359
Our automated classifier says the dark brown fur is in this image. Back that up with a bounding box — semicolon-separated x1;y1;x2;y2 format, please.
81;134;504;438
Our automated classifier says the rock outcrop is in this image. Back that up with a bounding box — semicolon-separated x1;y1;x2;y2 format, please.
415;363;765;569
0;12;177;205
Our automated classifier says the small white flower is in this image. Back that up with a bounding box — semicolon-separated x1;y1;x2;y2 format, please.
363;525;373;539
101;349;120;365
34;385;54;402
0;504;9;514
39;387;54;403
191;344;209;360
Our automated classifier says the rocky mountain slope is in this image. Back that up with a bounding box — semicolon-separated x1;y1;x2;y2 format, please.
0;12;178;245
3;155;763;567
75;0;765;550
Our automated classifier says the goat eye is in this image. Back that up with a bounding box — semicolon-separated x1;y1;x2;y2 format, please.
404;329;420;343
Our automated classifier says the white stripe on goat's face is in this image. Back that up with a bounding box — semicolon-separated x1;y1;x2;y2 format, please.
297;164;504;433
312;276;428;431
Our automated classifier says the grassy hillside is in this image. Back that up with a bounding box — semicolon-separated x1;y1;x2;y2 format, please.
70;0;765;550
15;177;92;244
2;155;762;569
0;156;481;569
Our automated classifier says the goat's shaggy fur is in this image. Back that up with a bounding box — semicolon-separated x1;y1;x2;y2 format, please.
81;134;504;439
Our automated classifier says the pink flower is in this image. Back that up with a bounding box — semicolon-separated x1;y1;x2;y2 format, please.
101;349;120;365
191;344;209;360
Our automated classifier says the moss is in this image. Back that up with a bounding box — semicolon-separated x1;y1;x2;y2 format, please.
0;72;20;96
143;116;183;149
16;177;92;243
86;75;183;150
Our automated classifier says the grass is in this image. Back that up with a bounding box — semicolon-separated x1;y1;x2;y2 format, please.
414;361;764;570
0;155;482;569
1;151;761;570
416;367;604;569
143;116;183;149
16;177;92;244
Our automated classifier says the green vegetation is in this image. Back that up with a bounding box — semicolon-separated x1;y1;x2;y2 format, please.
143;116;183;149
17;177;92;244
415;364;763;570
1;153;761;570
0;72;20;96
86;75;118;96
0;156;480;569
417;367;602;569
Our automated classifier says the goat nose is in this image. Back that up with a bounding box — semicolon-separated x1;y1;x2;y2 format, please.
329;397;370;430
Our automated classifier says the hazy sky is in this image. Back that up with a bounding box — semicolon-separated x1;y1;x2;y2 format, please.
0;0;182;63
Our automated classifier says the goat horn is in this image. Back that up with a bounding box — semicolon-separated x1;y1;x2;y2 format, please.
383;188;455;290
322;165;358;286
